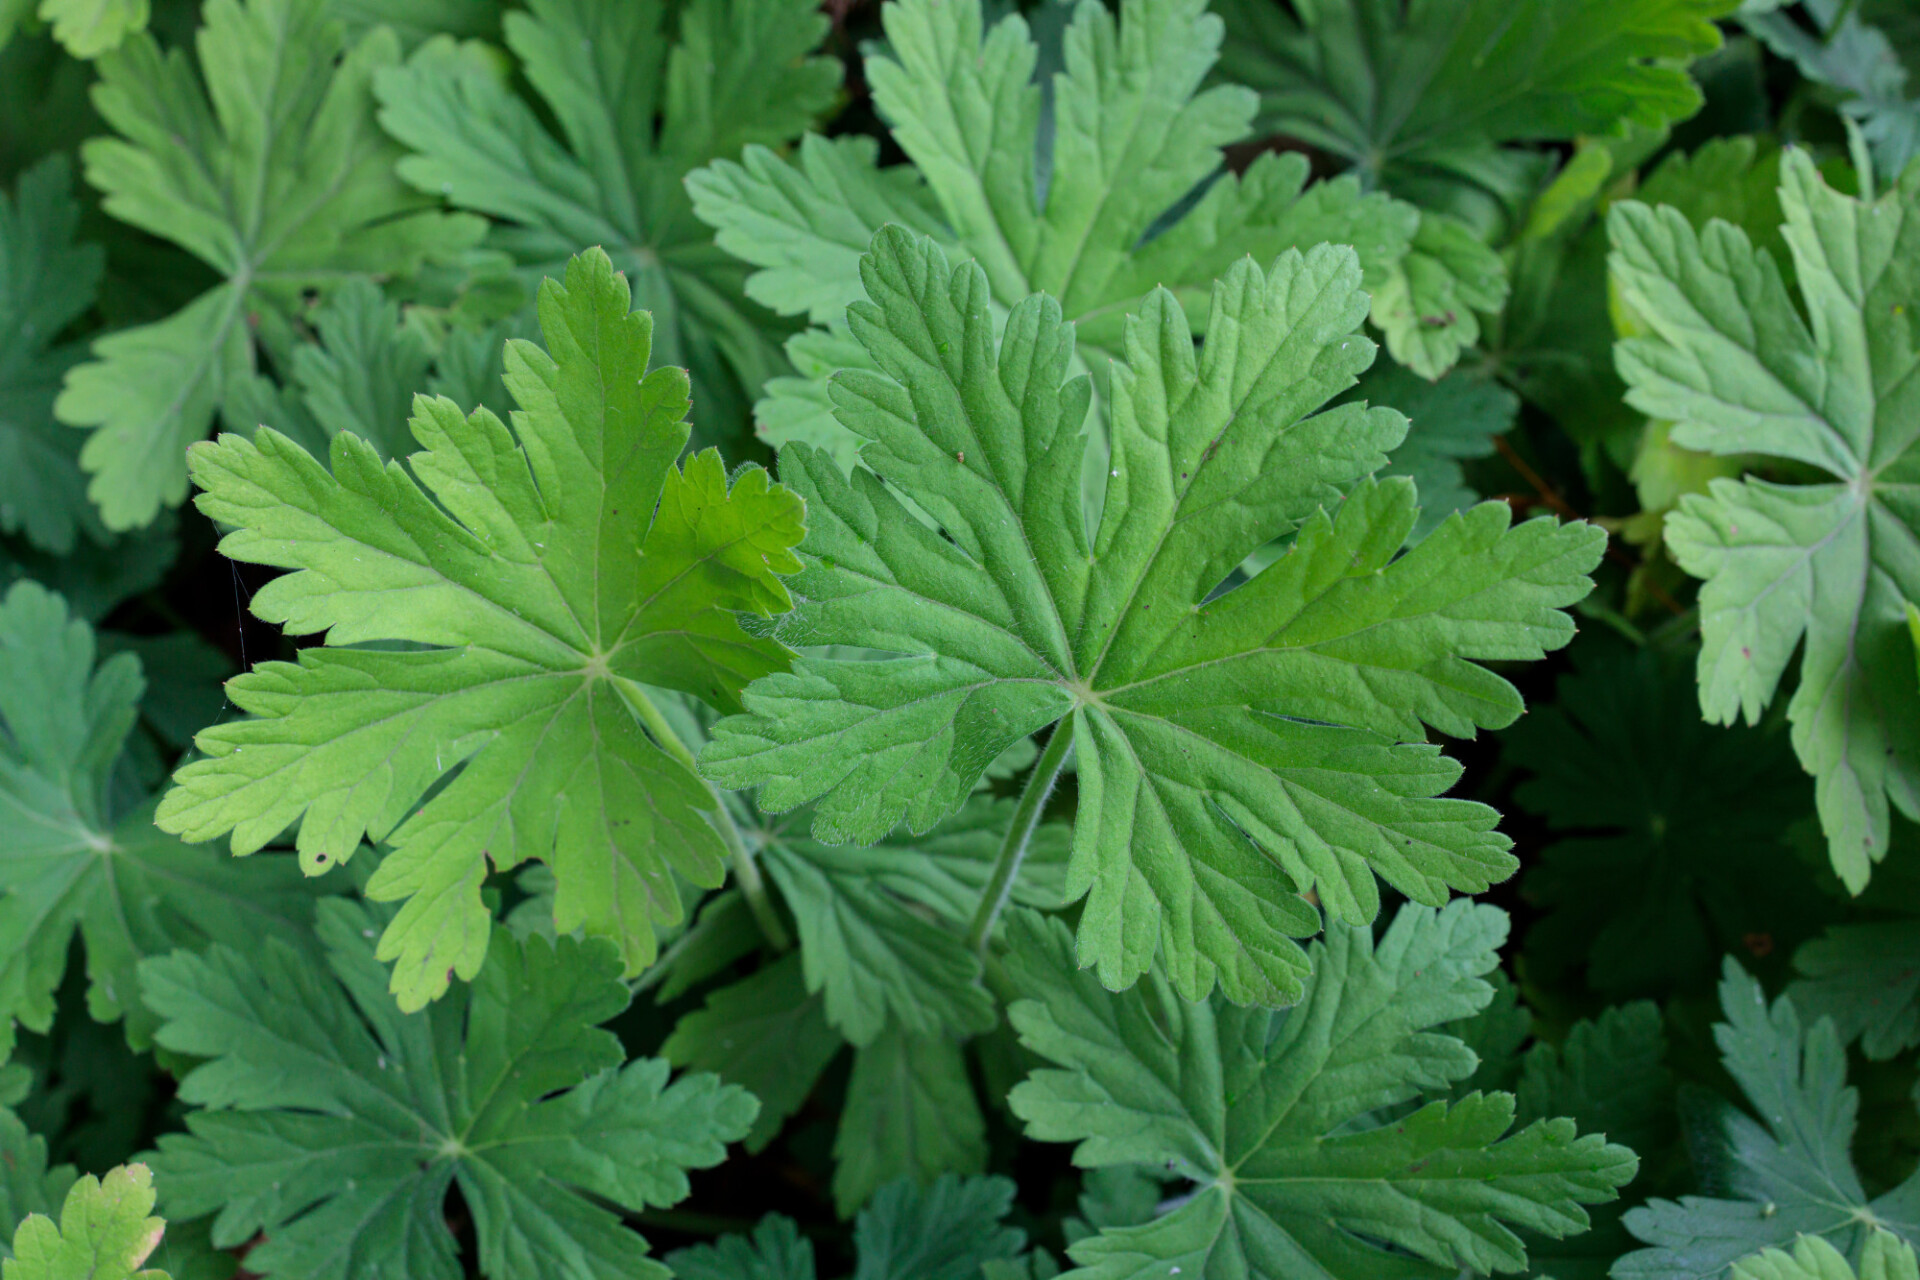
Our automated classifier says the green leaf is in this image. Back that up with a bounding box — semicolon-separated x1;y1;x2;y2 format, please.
226;278;531;465
330;0;503;47
1517;1003;1675;1280
1740;1;1919;185
1729;1233;1920;1280
1610;150;1920;890
1212;0;1732;233
1518;1002;1674;1168
1004;901;1637;1280
1434;970;1532;1101
1503;638;1823;999
757;795;1066;1045
0;581;324;1053
0;1106;70;1255
667;1176;1027;1280
0;156;103;556
1350;357;1516;543
1616;961;1920;1280
372;0;840;440
4;1164;167;1280
143;898;756;1280
54;0;487;530
156;249;804;1009
832;1028;986;1219
689;0;1496;382
669;1217;816;1280
661;954;841;1152
32;0;146;59
0;514;176;627
1790;920;1920;1060
703;228;1603;1006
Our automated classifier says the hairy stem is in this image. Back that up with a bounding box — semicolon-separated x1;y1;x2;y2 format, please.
618;678;792;952
967;714;1075;955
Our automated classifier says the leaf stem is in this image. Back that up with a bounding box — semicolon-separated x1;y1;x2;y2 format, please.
967;714;1074;955
618;678;792;952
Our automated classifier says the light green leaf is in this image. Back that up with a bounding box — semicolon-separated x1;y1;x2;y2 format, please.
372;0;840;439
1729;1233;1920;1280
0;156;103;556
1005;901;1637;1280
33;0;146;59
833;1029;986;1220
0;582;324;1053
156;249;805;1009
4;1164;167;1280
689;0;1494;384
54;0;486;530
1610;150;1920;890
1616;961;1920;1280
144;898;757;1280
703;228;1602;1006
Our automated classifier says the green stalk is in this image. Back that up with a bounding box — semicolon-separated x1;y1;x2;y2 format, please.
617;677;792;952
966;713;1075;955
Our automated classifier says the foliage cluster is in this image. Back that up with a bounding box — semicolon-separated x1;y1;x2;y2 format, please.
2;0;1920;1277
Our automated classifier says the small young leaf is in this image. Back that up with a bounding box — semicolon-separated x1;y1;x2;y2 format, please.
4;1164;167;1280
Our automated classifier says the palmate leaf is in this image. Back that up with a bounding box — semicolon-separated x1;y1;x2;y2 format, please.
1212;0;1733;235
1503;638;1822;999
0;156;102;556
372;0;841;441
51;0;486;531
1609;150;1920;891
155;249;805;1010
1615;962;1920;1280
4;1165;167;1280
0;581;324;1054
1004;902;1637;1280
689;0;1498;395
667;1176;1029;1280
702;227;1603;1006
142;898;756;1280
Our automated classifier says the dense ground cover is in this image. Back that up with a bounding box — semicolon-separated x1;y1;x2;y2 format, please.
3;0;1920;1277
